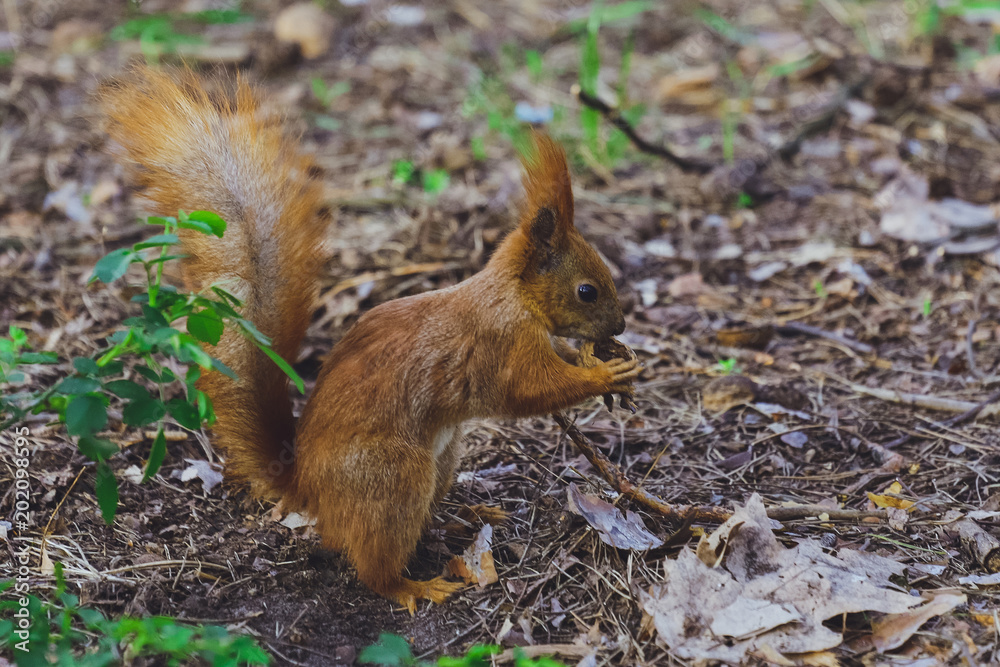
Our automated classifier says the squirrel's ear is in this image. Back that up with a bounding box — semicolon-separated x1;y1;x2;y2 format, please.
518;131;574;244
525;206;559;271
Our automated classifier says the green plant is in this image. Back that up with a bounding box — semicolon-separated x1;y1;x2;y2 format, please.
0;564;269;666
577;1;649;168
0;211;302;524
813;279;827;298
1;327;58;421
716;358;739;375
421;169;450;195
525;49;544;81
0;51;14;67
358;633;566;667
463;74;534;157
311;78;350;107
391;160;450;195
109;9;251;62
310;78;351;130
922;297;932;318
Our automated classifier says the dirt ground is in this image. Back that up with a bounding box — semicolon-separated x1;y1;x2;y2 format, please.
2;0;1000;665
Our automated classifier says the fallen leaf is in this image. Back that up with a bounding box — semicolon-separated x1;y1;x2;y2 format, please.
447;524;498;588
641;495;919;663
279;512;315;530
173;459;224;494
274;3;335;59
867;481;915;509
567;483;663;550
656;64;720;106
703;375;758;413
667;272;708;298
871;592;966;652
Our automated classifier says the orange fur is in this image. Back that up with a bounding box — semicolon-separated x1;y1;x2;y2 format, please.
103;69;638;613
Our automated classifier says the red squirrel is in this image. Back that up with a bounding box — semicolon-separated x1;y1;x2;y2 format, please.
102;66;640;612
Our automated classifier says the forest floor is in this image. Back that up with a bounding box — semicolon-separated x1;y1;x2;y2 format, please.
2;0;1000;665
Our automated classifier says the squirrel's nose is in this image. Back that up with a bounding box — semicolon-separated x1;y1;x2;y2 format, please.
612;315;626;336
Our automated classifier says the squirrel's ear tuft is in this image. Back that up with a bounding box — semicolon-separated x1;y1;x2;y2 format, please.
518;132;574;240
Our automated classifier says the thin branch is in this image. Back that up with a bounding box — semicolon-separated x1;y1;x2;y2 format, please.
777;321;875;356
572;86;715;174
552;412;888;523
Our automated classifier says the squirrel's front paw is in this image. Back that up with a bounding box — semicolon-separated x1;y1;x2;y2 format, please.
598;357;641;393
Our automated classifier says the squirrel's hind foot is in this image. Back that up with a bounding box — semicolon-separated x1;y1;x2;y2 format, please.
394;576;464;614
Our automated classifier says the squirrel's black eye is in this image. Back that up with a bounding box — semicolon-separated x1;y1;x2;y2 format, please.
578;284;598;303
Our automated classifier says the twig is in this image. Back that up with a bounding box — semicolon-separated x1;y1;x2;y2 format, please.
572;86;715;173
967;317;985;379
552;413;888;523
776;321;874;355
828;374;1000;417
943;388;1000;428
956;519;1000;573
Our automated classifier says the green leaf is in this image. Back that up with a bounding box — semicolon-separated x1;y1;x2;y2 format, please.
211;358;237;380
133;233;180;250
422;169;450;194
94;461;119;524
176;340;214;369
18;351;58;364
166;397;201;430
185;210;227;237
144;429;167;481
392;159;415;184
525;49;543;79
122;397;167;427
76;608;105;628
92;248;136;283
73;357;100;375
211;286;243;308
54;376;102;395
9;324;27;347
65;394;108;436
358;633;414;666
187;310;224;345
134;365;161;383
236;319;271;346
78;435;120;461
97;360;125;377
141;305;171;329
196;390;215;424
104;379;149;400
146;215;177;227
259;346;304;394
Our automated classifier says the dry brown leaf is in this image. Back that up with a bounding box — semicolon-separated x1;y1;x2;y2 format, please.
274;3;335;59
447;524;498;588
667;272;708;298
702;375;758;413
567;483;663;550
656;64;720;106
716;325;774;349
871;592;966;652
867;481;915;509
795;651;842;667
641;495;920;663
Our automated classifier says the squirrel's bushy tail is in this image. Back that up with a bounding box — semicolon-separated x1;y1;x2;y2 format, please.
101;66;327;497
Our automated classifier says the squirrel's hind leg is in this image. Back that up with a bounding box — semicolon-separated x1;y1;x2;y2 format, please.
336;439;463;612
